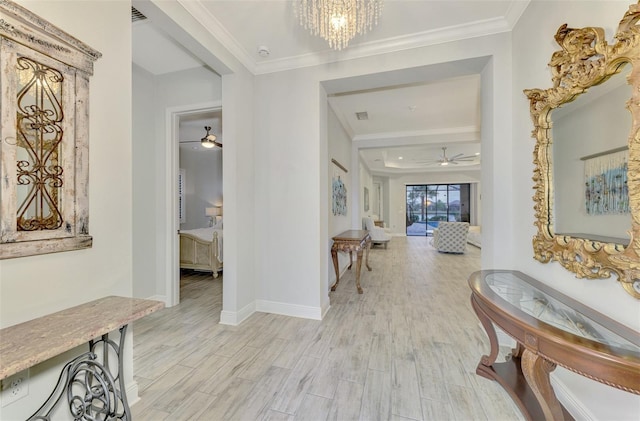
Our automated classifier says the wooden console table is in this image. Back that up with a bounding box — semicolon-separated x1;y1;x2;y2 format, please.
331;230;371;294
0;296;164;420
468;270;640;421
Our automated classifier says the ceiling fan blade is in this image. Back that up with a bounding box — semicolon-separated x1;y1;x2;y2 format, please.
449;153;464;160
179;140;223;147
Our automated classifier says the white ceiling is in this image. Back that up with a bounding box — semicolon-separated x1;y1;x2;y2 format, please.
132;0;530;174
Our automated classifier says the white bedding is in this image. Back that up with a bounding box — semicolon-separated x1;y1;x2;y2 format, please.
180;227;223;262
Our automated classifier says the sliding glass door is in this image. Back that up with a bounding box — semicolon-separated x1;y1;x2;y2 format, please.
406;184;470;236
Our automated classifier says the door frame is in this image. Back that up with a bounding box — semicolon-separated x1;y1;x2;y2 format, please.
164;101;222;306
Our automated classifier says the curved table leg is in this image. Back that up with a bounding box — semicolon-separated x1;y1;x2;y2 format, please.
365;237;372;271
330;248;340;291
355;249;364;294
471;295;501;369
521;349;564;421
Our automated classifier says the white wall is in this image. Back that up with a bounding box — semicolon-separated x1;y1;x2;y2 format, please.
0;1;133;418
133;64;158;299
512;1;640;419
142;0;258;325
554;81;630;239
328;106;353;288
360;160;374;222
252;33;512;320
132;65;221;301
179;147;223;230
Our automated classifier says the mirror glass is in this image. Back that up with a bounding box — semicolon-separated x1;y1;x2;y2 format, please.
525;4;640;299
552;66;631;244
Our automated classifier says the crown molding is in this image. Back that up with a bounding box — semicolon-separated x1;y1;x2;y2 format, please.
253;16;515;75
179;1;531;76
177;0;257;74
353;126;480;143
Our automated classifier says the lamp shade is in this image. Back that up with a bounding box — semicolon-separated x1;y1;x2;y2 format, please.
205;207;217;217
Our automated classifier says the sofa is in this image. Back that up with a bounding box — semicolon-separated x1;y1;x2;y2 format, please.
432;222;469;253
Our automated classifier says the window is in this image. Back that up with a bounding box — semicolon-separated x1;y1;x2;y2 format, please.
406;184;471;236
0;1;101;258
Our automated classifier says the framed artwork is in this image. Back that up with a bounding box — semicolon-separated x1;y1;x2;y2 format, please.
364;187;370;212
0;0;101;259
584;149;629;215
332;176;347;216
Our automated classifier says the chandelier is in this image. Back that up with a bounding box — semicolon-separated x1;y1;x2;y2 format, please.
294;0;384;50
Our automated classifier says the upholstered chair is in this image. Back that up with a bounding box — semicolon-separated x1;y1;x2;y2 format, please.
432;222;469;253
362;217;391;248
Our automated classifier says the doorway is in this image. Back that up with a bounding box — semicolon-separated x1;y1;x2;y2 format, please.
165;102;222;306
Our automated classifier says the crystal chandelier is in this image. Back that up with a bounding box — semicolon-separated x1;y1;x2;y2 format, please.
294;0;384;50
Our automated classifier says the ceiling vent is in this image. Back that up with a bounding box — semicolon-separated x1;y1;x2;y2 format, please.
131;7;147;23
355;111;369;120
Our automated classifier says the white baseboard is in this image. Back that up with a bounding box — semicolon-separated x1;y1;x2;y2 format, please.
255;299;323;320
219;301;255;326
551;374;595;421
146;294;167;305
126;380;140;408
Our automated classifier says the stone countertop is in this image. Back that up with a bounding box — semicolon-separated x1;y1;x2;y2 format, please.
0;296;164;380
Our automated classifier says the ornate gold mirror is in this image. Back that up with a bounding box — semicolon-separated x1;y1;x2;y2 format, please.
525;2;640;298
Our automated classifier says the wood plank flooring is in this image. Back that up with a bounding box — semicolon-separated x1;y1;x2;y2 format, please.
132;236;524;420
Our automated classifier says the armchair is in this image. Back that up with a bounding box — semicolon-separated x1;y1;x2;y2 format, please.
362;217;391;249
432;222;469;253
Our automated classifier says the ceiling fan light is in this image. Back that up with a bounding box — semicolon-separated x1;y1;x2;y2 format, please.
201;139;216;148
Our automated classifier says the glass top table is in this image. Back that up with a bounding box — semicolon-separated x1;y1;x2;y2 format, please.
468;270;640;421
483;271;640;354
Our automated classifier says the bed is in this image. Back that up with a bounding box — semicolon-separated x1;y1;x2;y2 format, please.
179;226;223;278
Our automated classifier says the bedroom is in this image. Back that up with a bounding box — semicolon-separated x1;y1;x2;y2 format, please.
177;110;224;279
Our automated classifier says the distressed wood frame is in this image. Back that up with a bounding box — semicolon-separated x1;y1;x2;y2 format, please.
0;0;101;258
525;2;640;298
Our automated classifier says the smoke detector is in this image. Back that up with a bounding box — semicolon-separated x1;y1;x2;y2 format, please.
257;46;270;58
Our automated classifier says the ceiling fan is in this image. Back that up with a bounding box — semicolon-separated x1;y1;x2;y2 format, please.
181;126;222;149
418;147;477;166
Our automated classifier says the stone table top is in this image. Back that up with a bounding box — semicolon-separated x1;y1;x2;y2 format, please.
0;296;164;380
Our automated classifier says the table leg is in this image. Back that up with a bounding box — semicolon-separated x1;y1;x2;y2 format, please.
355;249;364;294
29;326;132;420
365;237;372;271
521;348;564;421
331;248;340;291
470;295;500;370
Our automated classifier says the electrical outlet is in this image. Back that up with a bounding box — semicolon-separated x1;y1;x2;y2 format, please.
0;369;29;407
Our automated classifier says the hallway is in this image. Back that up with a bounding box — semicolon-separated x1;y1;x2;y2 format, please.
132;237;523;420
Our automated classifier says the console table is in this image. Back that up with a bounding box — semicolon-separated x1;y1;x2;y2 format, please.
0;296;164;420
331;230;372;294
468;270;639;421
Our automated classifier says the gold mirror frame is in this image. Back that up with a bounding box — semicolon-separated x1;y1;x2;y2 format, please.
525;3;640;299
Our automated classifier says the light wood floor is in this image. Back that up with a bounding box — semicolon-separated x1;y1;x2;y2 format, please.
132;236;524;420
